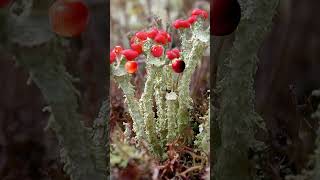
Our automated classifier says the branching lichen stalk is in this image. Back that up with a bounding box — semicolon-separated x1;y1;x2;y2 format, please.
139;65;162;155
166;98;178;142
155;69;168;147
177;39;208;135
214;1;278;180
113;75;146;142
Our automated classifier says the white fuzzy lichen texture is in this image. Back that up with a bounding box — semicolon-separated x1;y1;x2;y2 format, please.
213;0;278;180
111;18;209;157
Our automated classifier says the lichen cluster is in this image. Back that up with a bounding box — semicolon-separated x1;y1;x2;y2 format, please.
111;18;209;157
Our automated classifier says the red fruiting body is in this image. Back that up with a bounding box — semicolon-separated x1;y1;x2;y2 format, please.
151;45;164;57
166;33;171;42
136;31;148;40
130;35;144;54
130;36;137;44
49;0;89;37
173;19;183;29
166;49;180;60
191;9;203;16
0;0;11;8
158;31;167;37
173;19;191;29
212;0;241;36
191;8;208;19
187;15;197;24
110;51;116;64
114;45;123;54
125;61;138;73
122;49;139;61
200;10;208;19
154;33;167;45
172;59;185;73
158;31;171;42
180;20;191;28
166;51;176;60
130;43;143;54
171;48;180;58
147;28;158;39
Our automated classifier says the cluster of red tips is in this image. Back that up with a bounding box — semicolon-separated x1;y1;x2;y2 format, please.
135;31;148;41
124;33;146;73
166;48;180;60
173;8;208;29
147;28;158;39
110;11;206;74
130;36;144;55
110;45;139;74
153;29;171;45
129;28;171;54
130;42;143;54
173;19;191;29
187;15;197;24
191;9;209;19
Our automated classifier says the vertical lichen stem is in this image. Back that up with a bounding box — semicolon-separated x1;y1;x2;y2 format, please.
113;75;146;142
166;98;178;142
177;39;207;135
139;65;162;155
154;69;168;147
214;1;278;180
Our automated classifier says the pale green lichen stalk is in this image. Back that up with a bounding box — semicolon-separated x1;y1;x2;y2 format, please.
195;100;210;154
213;1;278;180
178;39;208;136
154;69;168;146
139;64;162;155
166;93;179;142
112;75;146;142
111;16;209;157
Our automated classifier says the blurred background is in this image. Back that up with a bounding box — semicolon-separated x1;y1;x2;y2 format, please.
253;0;320;179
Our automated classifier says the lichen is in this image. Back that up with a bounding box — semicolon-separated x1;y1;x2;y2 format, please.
111;14;209;158
213;1;278;180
